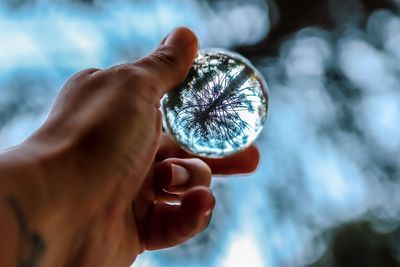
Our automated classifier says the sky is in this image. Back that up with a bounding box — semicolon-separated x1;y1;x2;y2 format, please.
1;1;400;267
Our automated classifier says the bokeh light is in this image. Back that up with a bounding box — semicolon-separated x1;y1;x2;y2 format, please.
1;1;400;266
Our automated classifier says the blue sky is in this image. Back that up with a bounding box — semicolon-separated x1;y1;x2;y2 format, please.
1;1;400;266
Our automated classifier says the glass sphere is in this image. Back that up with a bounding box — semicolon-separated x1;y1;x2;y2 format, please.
162;49;269;158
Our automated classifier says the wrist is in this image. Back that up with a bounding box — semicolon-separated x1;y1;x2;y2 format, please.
0;142;84;267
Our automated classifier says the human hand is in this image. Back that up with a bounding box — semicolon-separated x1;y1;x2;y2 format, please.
4;28;259;267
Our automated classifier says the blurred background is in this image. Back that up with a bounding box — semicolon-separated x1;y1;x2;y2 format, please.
1;0;400;266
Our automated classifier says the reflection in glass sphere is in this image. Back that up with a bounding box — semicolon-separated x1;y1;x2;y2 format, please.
162;49;269;158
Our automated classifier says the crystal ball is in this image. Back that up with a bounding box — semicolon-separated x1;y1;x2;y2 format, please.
162;49;269;158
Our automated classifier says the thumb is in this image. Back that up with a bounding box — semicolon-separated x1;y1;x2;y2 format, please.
133;27;198;99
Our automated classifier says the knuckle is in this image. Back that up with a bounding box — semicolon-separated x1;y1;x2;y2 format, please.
135;46;185;85
82;68;100;75
71;68;100;80
109;65;140;81
64;68;100;90
146;46;182;70
105;66;161;104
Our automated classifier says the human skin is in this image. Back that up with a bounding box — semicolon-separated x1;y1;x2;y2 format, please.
0;28;260;267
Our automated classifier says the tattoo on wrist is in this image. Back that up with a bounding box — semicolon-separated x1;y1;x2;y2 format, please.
5;196;45;267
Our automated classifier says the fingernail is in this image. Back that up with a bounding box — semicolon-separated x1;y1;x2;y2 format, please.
160;35;169;45
171;163;190;186
204;209;212;217
204;195;215;216
164;28;196;48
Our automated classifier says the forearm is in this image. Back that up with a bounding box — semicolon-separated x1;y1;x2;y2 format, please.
0;137;117;267
0;186;20;267
0;146;49;267
0;191;45;267
0;143;81;267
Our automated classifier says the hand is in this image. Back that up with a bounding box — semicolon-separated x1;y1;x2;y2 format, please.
2;28;259;267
